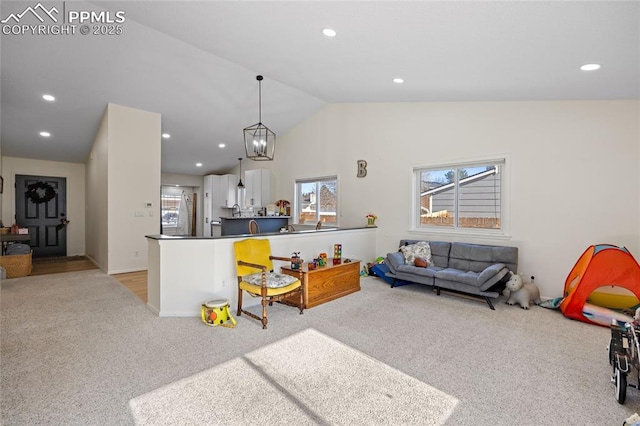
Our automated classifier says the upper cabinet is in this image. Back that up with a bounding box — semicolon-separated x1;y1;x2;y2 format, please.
218;174;238;208
245;169;272;208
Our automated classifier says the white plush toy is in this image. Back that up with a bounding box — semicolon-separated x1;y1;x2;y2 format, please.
504;272;541;310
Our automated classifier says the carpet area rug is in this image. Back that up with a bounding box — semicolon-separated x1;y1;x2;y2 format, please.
3;272;635;425
129;328;458;425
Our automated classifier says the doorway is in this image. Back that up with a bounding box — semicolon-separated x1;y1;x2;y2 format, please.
15;175;67;258
160;186;196;236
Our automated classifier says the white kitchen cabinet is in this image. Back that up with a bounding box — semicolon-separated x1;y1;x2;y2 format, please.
218;174;238;208
202;174;238;236
245;169;272;208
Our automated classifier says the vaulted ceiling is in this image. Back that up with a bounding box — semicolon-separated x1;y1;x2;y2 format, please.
1;1;638;175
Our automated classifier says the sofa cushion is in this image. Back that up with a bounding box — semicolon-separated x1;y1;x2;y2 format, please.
449;243;517;273
435;268;480;286
477;263;507;285
242;272;299;288
428;241;451;268
385;252;405;274
477;266;510;292
397;264;438;278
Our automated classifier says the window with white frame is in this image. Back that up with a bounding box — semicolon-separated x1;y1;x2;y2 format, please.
415;159;505;232
161;186;195;236
294;177;338;225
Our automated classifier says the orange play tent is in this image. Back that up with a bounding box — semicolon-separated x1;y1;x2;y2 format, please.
560;244;640;325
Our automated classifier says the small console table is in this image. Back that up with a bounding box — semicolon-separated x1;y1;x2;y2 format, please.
281;259;361;308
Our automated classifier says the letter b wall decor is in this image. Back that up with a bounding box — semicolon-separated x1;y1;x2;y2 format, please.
357;160;367;178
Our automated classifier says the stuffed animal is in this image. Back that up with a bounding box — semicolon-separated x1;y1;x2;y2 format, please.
504;272;541;309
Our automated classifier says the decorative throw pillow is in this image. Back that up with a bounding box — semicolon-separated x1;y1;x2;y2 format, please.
399;244;417;264
400;241;432;265
414;256;428;268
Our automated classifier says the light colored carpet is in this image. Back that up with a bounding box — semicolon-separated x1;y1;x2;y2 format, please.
130;328;458;425
2;269;639;425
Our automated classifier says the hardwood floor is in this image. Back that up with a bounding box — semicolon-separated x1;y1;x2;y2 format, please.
112;270;148;303
31;259;99;276
29;258;148;303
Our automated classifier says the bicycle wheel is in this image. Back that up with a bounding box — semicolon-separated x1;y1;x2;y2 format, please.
615;367;627;404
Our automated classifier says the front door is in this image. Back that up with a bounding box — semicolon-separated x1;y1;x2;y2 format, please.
15;175;67;258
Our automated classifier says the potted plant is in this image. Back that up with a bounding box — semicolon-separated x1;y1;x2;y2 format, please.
366;214;377;226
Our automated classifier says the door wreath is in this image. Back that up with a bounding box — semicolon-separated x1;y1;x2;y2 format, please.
26;181;56;204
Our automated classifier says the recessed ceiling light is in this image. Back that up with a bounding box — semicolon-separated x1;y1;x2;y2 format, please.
42;94;55;101
162;133;171;139
218;143;226;148
39;131;51;137
580;63;601;71
393;78;404;84
196;163;202;167
322;28;336;37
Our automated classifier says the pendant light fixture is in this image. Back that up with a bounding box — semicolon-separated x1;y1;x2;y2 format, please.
237;157;245;188
243;75;276;161
237;157;246;209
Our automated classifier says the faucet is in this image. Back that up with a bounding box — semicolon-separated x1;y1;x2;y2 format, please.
232;204;241;217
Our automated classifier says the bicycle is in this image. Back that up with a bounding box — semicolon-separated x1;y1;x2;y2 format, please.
609;311;640;404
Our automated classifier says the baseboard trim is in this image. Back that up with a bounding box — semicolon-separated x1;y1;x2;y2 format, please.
145;303;160;316
84;255;104;271
108;268;149;275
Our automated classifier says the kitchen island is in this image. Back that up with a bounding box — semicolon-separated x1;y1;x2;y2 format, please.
220;216;290;236
145;226;376;317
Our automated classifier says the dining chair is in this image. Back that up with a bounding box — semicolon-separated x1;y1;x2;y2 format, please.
248;219;260;234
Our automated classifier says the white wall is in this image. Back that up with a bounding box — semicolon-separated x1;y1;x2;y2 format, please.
0;132;3;219
85;103;161;273
1;156;86;256
85;109;109;269
256;100;640;299
107;103;161;273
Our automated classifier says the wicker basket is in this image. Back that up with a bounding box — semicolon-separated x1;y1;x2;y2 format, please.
0;252;33;278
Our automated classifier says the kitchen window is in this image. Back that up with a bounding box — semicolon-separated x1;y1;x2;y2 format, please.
161;185;195;236
294;177;338;225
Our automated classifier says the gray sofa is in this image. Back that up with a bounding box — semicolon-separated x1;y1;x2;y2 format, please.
385;240;518;309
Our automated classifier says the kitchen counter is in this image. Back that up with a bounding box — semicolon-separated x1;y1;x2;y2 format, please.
146;224;360;241
145;226;377;317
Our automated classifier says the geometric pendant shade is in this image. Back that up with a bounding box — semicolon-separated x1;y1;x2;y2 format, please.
243;75;275;161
